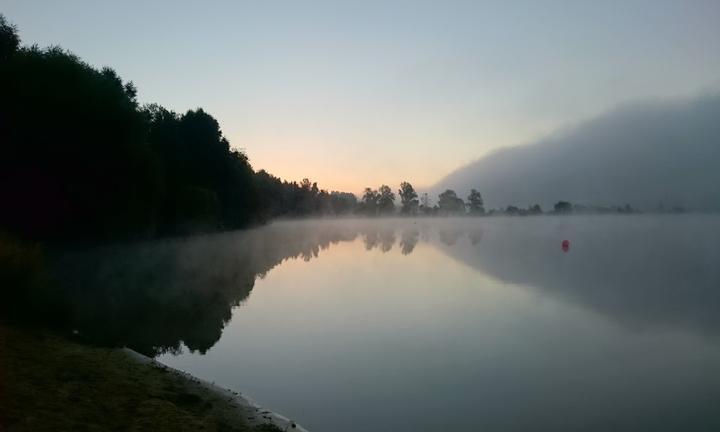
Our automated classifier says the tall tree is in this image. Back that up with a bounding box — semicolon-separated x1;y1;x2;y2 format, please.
0;14;19;61
360;188;380;215
554;201;573;214
0;41;161;240
329;191;358;215
466;189;485;215
398;182;419;215
438;190;465;214
377;185;396;215
145;105;257;232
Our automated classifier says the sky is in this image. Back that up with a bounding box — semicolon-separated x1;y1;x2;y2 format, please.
3;0;720;193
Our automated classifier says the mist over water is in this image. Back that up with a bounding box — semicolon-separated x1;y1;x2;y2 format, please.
33;216;720;431
4;4;720;431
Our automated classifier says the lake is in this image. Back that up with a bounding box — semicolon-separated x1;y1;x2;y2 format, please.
47;216;720;431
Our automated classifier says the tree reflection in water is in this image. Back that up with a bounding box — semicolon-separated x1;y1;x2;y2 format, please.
7;216;720;357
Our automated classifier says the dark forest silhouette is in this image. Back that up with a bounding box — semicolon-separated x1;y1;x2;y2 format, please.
0;16;362;242
0;16;493;244
0;16;648;245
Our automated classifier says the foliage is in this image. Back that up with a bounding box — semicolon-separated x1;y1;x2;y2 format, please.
0;14;641;245
398;182;419;215
360;188;380;215
253;170;356;219
377;185;396;214
0;15;355;242
144;104;257;233
438;189;465;214
0;40;160;240
554;201;573;213
466;189;485;215
0;14;19;60
505;205;521;215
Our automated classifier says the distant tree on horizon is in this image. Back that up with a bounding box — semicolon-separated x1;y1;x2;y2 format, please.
438;189;465;214
329;191;358;215
554;201;573;214
466;189;485;215
505;205;521;215
398;182;419;215
378;185;396;215
360;188;380;215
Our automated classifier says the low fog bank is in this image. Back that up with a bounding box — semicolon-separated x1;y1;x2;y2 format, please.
434;94;720;211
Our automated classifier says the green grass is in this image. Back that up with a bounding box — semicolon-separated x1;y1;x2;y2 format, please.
0;325;283;432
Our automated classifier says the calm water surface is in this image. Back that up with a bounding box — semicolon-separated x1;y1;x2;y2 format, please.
43;216;720;431
155;216;720;431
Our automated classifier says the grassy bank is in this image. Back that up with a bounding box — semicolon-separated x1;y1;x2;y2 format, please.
0;325;282;432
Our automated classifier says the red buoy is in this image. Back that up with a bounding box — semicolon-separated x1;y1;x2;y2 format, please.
561;239;570;252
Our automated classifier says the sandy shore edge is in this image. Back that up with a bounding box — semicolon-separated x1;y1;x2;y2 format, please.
122;348;309;432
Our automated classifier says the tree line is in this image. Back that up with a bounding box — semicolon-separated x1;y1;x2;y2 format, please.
356;184;487;216
0;16;643;243
354;184;641;217
0;16;361;242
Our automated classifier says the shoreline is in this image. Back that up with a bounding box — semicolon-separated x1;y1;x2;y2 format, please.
123;348;309;432
0;325;308;432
